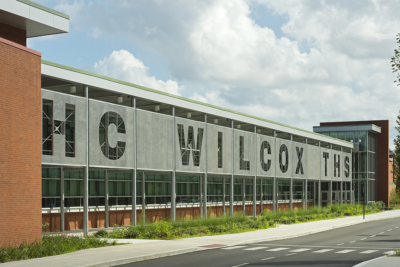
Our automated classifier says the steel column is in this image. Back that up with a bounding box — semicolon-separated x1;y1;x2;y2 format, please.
60;167;64;232
142;172;145;224
223;178;226;214
253;126;257;217
83;85;89;236
203;114;208;218
105;170;109;228
289;135;293;211
230;120;234;217
171;107;176;221
340;147;343;206
132;97;137;225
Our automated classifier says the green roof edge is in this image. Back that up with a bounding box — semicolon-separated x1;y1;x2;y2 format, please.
17;0;70;20
41;59;353;145
315;124;382;130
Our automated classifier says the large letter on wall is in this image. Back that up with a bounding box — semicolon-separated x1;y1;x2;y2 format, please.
279;144;289;173
99;111;126;160
334;154;340;178
239;136;250;170
323;152;329;177
260;141;271;172
344;156;350;178
177;124;204;166
295;147;304;175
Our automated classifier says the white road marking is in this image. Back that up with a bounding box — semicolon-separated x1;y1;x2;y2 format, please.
350;241;356;243
360;250;378;254
370;235;376;237
232;263;248;267
285;253;296;256
379;232;385;234
360;238;366;240
244;247;267;251
267;248;289;251
313;249;333;253
388;229;392;231
396;227;399;229
222;246;247;250
337;243;344;245
336;250;355;254
261;257;275;261
384;251;395;255
290;248;311;252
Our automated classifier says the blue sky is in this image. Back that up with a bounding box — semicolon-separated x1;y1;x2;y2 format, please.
31;0;400;148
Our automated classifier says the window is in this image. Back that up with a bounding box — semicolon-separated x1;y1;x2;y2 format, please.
244;178;253;201
108;172;132;206
358;131;367;151
145;174;171;205
338;132;346;141
330;132;337;138
292;181;303;200
261;179;273;201
233;178;243;202
88;170;105;207
207;177;223;202
307;181;314;201
42;168;61;208
346;132;354;143
176;176;200;204
64;170;84;207
42;99;53;155
277;180;290;201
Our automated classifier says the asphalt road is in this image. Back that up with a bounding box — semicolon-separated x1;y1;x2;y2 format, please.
119;217;400;267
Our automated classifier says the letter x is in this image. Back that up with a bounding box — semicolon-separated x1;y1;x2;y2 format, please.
296;147;304;175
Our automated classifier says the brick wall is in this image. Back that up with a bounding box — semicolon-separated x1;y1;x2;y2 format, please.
320;120;390;206
0;40;41;246
0;22;26;46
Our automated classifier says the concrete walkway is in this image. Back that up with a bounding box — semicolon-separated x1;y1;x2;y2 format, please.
354;255;400;267
4;210;400;267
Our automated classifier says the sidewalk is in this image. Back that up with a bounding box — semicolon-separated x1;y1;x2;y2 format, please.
354;255;400;267
3;210;400;267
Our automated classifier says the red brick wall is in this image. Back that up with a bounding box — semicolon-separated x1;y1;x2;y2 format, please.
0;41;41;246
0;22;26;46
320;120;390;206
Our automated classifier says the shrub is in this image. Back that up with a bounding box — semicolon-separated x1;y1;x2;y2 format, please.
93;230;108;238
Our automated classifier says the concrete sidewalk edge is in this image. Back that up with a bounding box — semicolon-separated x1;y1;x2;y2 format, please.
352;256;386;267
82;213;400;267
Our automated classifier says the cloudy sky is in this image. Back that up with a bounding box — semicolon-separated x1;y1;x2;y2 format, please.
31;0;400;148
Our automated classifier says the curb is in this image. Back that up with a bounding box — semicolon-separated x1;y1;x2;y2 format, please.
352;256;386;267
54;213;400;267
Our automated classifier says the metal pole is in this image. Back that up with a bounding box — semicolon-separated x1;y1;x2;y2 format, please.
340;146;343;206
142;172;145;224
318;141;321;207
132;97;137;226
230;120;234;217
253;126;257;216
223;178;226;214
289;135;293;211
350;148;353;204
105;170;109;228
273;130;277;212
329;144;332;205
60;167;64;232
200;177;203;217
171;106;176;221
242;178;245;214
260;179;263;213
305;138;308;210
203;114;208;218
83;85;89;235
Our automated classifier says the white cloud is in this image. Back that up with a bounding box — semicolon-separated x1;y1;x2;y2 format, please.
94;50;183;96
48;0;400;148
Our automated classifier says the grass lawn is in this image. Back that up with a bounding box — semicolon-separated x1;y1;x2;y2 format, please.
94;202;385;240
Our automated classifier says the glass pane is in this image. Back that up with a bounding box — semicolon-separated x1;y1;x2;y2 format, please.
338;132;346;140
346;132;354;143
358;131;367;151
330;132;337;138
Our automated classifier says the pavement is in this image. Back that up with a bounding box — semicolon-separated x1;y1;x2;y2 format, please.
3;210;400;267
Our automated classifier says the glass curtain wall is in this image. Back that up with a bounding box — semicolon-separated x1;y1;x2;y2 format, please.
89;170;105;207
207;177;223;203
177;175;200;204
108;172;132;206
278;180;290;201
145;174;171;205
64;170;84;207
292;181;303;202
42;168;61;208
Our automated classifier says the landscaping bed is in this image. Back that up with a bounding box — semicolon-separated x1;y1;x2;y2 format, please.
94;203;384;240
0;235;118;263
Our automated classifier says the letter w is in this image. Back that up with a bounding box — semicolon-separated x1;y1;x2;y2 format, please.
177;124;204;166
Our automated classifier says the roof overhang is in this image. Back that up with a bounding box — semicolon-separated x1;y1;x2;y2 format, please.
0;0;69;38
313;124;381;134
41;61;353;149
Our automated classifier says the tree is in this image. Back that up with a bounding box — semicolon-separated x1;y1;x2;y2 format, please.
391;33;400;194
391;33;400;86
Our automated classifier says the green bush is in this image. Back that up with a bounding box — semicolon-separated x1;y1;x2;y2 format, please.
0;235;117;263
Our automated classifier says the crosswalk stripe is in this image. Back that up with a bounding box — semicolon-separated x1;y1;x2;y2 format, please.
222;246;247;250
267;248;289;251
244;247;268;251
383;251;395;255
313;249;333;253
360;250;378;254
336;250;355;254
290;248;311;252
